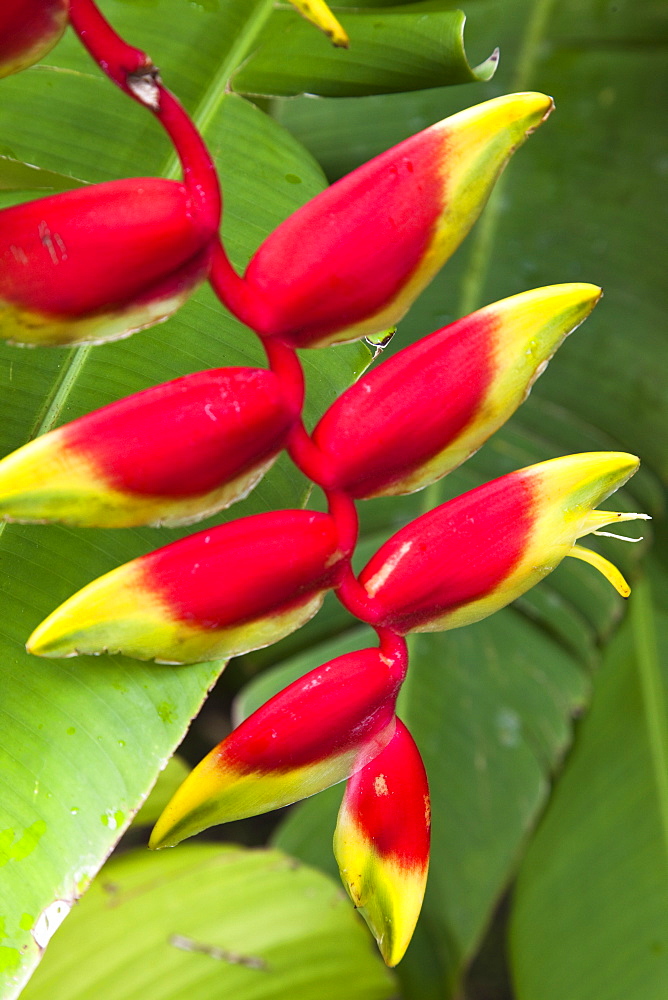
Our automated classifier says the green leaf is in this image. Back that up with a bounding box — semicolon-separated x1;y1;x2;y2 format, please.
232;3;498;98
18;844;396;1000
0;158;85;193
509;561;668;1000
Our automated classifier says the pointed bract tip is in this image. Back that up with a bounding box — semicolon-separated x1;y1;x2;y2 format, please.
446;91;554;139
334;721;429;966
149;757;222;849
534;451;640;508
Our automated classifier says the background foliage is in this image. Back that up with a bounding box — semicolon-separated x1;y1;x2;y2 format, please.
0;0;666;998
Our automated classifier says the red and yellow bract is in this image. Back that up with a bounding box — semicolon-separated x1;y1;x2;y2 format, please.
334;719;430;967
0;368;296;527
27;511;344;663
150;647;404;849
0;178;217;346
313;284;601;497
239;94;554;347
359;452;647;634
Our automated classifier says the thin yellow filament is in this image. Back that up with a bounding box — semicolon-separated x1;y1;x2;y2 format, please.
577;509;650;538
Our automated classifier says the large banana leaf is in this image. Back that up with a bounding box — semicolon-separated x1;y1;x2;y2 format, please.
19;844;395;1000
267;0;668;996
510;558;668;1000
0;1;491;996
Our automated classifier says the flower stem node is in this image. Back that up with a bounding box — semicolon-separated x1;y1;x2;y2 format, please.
27;511;344;663
334;719;430;967
359;452;647;634
0;179;217;346
0;368;296;527
239;93;554;347
150;647;404;849
314;284;602;497
0;0;68;79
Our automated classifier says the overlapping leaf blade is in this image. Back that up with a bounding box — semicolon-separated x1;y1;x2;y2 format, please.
19;845;396;1000
510;562;668;1000
232;2;497;97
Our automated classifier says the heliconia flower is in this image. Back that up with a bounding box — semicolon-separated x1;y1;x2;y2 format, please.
235;93;553;348
0;178;218;347
0;368;296;527
358;452;649;635
27;511;343;663
313;284;601;498
288;0;349;47
150;647;404;849
334;719;430;967
0;0;69;79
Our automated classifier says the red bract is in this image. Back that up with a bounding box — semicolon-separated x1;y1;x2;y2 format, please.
0;368;296;527
0;0;68;78
313;284;601;497
0;178;217;346
358;453;644;634
150;647;403;848
233;94;553;347
334;719;430;966
28;511;344;663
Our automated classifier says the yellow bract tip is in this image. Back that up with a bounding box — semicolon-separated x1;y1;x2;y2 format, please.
288;0;350;47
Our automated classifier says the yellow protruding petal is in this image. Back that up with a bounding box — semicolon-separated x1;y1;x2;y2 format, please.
288;0;349;47
568;544;631;598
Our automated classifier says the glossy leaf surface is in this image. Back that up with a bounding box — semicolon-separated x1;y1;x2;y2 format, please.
19;844;396;1000
232;2;498;98
510;563;668;1000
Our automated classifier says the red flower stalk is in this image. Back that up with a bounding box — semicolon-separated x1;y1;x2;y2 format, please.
0;178;218;346
213;93;554;346
67;2;221;228
0;368;296;527
358;452;648;634
67;0;156;102
313;284;601;497
0;0;68;79
150;646;405;849
27;511;344;663
334;719;430;967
